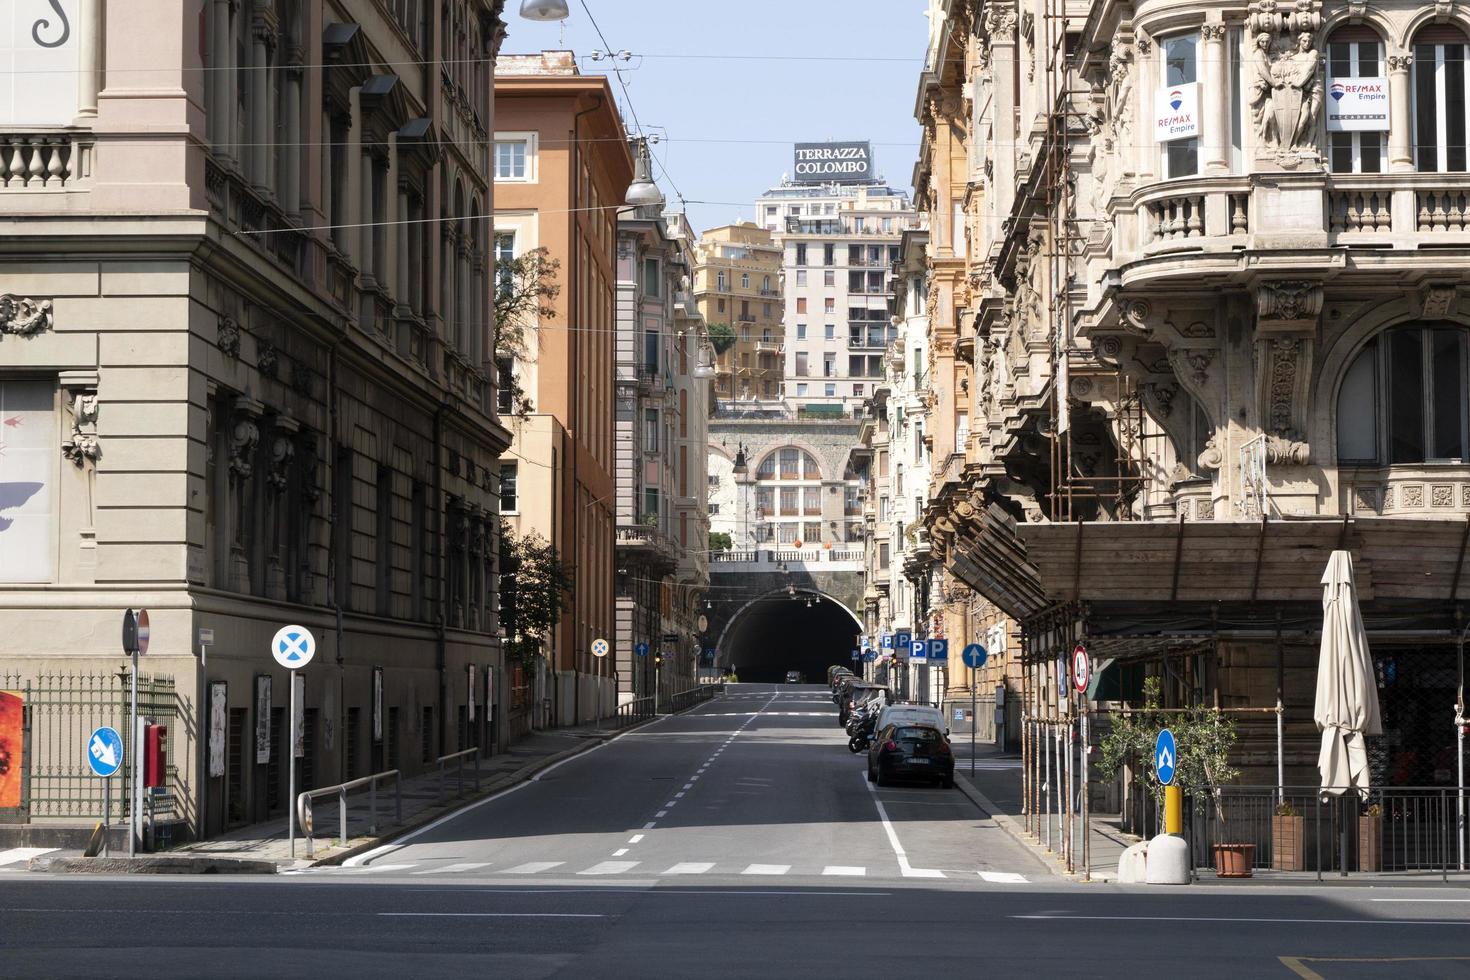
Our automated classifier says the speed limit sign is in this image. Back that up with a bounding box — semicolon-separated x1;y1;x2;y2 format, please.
1072;644;1091;693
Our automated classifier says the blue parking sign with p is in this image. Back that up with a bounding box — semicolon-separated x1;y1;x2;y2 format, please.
928;638;948;660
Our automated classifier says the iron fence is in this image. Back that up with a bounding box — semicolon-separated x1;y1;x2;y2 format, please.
0;671;178;823
668;684;720;714
1186;784;1467;879
615;696;656;728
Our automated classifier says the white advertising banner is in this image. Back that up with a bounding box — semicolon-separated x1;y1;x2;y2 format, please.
0;1;82;125
1154;82;1201;142
0;380;55;583
208;682;227;777
1326;77;1389;132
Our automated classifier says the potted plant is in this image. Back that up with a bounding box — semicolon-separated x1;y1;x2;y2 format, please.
1358;802;1383;872
1099;678;1247;875
1271;801;1305;871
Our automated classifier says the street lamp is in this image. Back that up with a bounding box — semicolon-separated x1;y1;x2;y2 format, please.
519;0;570;20
691;343;716;380
626;138;664;208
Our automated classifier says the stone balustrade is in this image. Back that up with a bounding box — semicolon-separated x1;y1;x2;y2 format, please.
0;134;91;189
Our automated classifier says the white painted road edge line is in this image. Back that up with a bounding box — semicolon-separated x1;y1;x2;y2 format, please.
1013;914;1470;926
382;912;605;918
862;772;945;879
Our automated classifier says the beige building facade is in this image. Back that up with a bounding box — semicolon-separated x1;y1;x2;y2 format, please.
1;0;513;840
693;223;784;405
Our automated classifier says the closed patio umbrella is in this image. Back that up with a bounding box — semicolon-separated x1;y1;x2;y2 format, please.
1314;550;1382;799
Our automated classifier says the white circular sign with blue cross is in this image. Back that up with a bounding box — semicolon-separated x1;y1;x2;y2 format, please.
87;726;124;778
591;638;610;659
1155;728;1177;786
272;624;316;669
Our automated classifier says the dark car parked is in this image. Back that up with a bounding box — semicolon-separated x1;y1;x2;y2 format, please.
866;723;954;788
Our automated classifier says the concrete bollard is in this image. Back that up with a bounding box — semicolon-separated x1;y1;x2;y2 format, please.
1145;834;1191;884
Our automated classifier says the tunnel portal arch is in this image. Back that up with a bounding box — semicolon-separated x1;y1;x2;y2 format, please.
716;589;862;684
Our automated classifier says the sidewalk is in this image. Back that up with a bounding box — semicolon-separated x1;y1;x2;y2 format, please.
176;720;638;870
953;743;1130;882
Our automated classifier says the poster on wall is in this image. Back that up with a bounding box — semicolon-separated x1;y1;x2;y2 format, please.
1326;77;1389;132
485;666;494;722
254;675;272;765
0;380;56;583
1;0;81;125
372;667;383;743
208;682;227;778
292;674;305;759
1154;82;1201;142
0;690;23;810
467;664;476;723
322;681;336;752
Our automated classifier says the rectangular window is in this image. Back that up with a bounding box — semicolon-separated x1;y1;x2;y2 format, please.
795;243;807;266
796;383;809;397
1162;34;1201;178
780;487;799;515
1414;38;1469;172
375;465;393;615
1389;328;1426;463
494;139;529;180
642;258;660;297
0;380;55;582
500;463;518;513
825;324;836;340
879;542;890;568
825;383;836;397
824;298;835;313
796;323;807;339
849;271;865;292
1328;39;1386;173
824;244;835;265
796;269;807;286
717;271;727;290
796;297;807;314
644;408;659;452
853;383;865;397
1430;328;1468;460
796;352;809;376
824;270;835;286
824;353;836;377
494;232;515;298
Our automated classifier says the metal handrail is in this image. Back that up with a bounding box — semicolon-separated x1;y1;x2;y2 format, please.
616;696;656;728
436;747;480;803
296;768;402;859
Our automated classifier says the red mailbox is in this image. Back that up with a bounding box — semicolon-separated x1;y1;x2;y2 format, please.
143;723;167;789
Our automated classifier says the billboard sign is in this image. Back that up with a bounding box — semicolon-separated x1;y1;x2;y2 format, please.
1154;82;1200;142
793;141;873;184
1326;77;1389;132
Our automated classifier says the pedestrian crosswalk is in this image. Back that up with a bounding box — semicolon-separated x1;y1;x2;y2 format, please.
292;858;1031;883
0;847;56;870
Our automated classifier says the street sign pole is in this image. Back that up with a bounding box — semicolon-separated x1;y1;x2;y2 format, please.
970;664;977;777
271;625;316;860
103;775;110;858
288;667;297;859
130;646;138;856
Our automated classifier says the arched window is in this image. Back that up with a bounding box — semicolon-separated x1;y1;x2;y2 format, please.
1412;25;1469;171
1338;322;1470;464
1326;26;1387;173
753;447;823;545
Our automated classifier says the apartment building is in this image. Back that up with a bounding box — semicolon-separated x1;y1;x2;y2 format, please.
0;0;513;839
755;162;919;411
693;223;784;405
494;52;632;729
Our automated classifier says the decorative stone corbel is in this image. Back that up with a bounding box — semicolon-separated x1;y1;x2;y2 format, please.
1256;280;1323;333
1419;282;1461;319
266;416;299;493
60;374;101;467
0;294;54;336
218;315;242;358
229;397;264;480
1256;335;1314;463
1122;299;1153;337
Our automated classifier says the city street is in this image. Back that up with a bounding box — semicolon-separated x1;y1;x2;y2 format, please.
5;687;1470;979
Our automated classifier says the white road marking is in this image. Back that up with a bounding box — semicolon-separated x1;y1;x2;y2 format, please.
502;862;565;874
578;861;639;876
664;862;715;875
978;871;1029;884
1371;898;1470;903
1012;914;1470;926
674;792;685;799
822;866;867;876
612;848;629;857
409;862;491;875
629;835;644;844
682;783;694;790
0;848;56;867
381;912;604;919
655;810;669;818
340;864;418;875
862;773;946;879
643;821;657;830
742;864;791;875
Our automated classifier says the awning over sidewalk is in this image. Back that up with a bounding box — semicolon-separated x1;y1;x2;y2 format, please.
1015;516;1470;606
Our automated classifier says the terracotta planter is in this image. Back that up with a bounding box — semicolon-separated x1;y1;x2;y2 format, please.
1358;816;1382;872
1272;814;1305;871
1213;842;1255;878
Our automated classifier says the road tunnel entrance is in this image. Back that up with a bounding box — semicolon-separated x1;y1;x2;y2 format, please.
720;592;861;683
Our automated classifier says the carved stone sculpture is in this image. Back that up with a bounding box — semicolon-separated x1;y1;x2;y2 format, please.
0;294;53;336
61;390;101;466
1247;0;1325;166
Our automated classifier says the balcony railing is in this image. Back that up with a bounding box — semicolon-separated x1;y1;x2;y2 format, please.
1;134;92;189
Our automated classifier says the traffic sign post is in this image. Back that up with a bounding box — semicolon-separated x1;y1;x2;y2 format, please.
121;608;148;856
590;639;609;730
1155;728;1177;786
272;626;316;858
88;726;124;858
961;644;988;775
1072;644;1091;694
910;639;927;665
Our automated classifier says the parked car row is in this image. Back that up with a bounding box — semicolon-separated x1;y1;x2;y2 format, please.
826;666;955;789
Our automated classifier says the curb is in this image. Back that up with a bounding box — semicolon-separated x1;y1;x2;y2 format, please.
311;699;710;867
953;772;1083;882
32;855;277;875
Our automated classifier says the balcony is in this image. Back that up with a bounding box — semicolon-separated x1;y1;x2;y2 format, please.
616;523;678;569
1;134;93;190
756;340;783;354
759;288;781;298
709;548;864;571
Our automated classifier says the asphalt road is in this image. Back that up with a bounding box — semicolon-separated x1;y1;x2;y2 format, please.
4;684;1469;978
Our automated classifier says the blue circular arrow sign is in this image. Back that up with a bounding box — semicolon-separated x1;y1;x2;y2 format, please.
962;643;988;669
1155;728;1177;786
87;726;124;778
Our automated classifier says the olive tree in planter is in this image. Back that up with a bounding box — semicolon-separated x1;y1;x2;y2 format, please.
1099;677;1245;873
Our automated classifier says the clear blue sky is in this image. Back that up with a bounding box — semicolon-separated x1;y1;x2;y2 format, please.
502;0;929;236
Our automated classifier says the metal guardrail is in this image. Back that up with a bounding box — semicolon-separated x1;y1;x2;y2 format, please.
296;769;402;859
616;696;656;728
436;747;481;803
668;684;721;714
